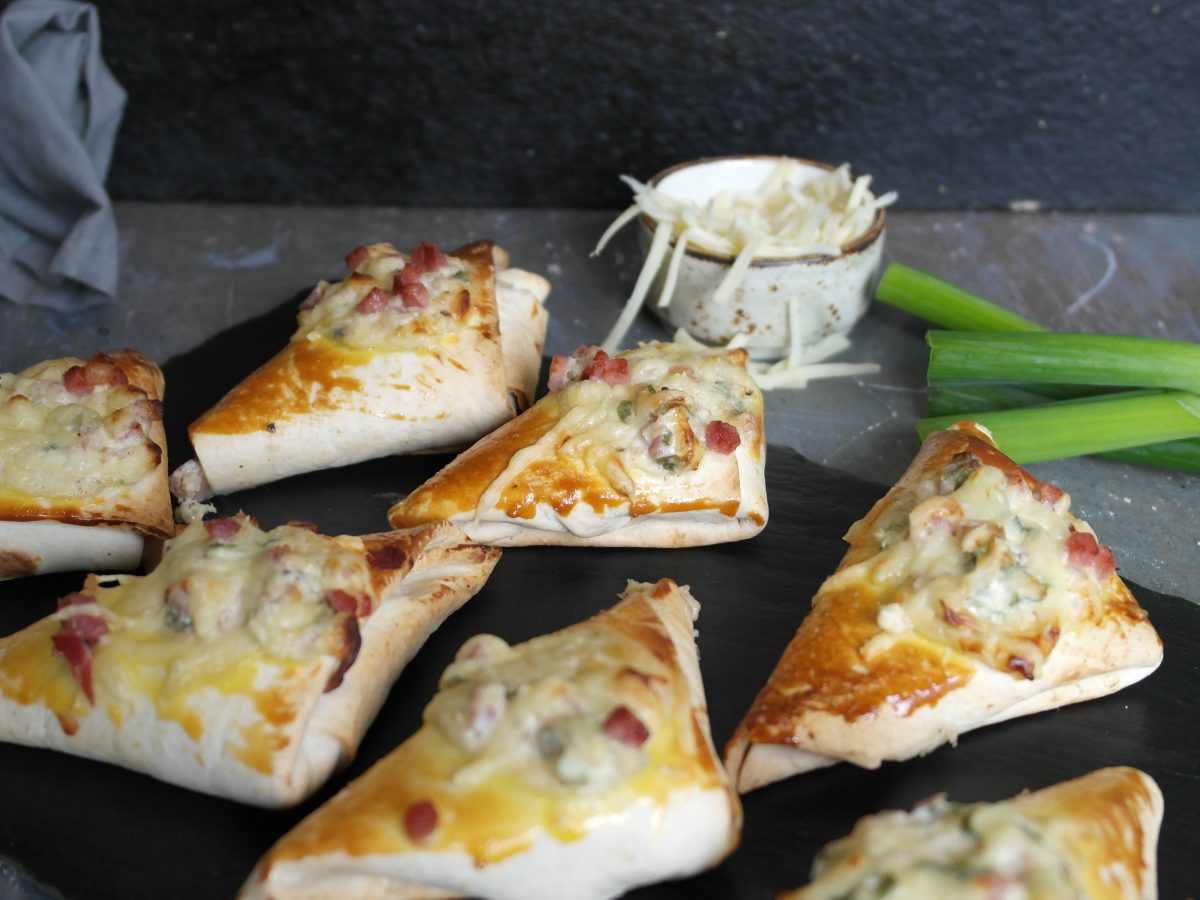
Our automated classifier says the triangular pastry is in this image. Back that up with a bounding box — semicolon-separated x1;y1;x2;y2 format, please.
781;767;1162;899
0;515;500;806
172;241;549;498
726;422;1162;792
388;341;767;547
240;578;742;899
0;350;172;579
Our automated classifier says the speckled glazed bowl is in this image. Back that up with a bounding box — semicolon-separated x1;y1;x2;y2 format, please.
639;155;886;359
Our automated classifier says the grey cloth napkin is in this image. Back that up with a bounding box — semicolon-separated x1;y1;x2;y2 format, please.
0;0;126;310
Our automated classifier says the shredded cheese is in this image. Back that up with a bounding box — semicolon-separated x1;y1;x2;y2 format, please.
595;159;895;380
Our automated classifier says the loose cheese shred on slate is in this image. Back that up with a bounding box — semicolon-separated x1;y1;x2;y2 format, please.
670;328;880;392
594;160;896;364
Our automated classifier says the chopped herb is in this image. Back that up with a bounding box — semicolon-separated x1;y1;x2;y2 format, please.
658;456;682;472
617;400;633;421
164;606;193;632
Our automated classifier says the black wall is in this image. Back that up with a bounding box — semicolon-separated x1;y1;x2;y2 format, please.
85;0;1198;210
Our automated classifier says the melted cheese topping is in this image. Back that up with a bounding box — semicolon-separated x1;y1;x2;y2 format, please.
0;358;158;501
835;452;1106;681
267;588;723;866
791;795;1078;899
488;343;761;520
299;244;483;352
0;516;372;769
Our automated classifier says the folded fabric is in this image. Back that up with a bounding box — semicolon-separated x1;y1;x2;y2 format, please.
0;0;125;310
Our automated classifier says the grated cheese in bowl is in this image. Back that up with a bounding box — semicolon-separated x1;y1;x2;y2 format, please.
592;157;893;388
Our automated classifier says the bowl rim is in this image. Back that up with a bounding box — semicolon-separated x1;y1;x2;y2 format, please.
638;154;886;266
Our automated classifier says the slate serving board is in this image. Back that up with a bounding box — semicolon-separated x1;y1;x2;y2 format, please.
0;446;1196;899
0;299;1197;897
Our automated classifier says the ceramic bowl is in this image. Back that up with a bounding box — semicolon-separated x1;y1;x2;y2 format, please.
638;155;886;359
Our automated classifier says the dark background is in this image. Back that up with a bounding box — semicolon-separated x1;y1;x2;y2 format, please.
35;1;1200;208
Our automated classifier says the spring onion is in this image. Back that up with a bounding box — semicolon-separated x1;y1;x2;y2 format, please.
926;384;1200;472
927;331;1200;395
876;264;1047;333
918;389;1200;464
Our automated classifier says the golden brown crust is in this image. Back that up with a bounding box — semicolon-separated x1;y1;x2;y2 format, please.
725;423;1162;793
0;350;174;541
240;579;741;900
1010;767;1162;900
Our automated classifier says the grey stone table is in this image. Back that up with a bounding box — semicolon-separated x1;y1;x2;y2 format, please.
2;204;1197;602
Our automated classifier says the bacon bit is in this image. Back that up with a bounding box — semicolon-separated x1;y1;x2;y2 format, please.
1034;482;1065;506
547;355;572;391
1066;531;1115;580
299;285;322;310
581;352;630;385
345;245;371;272
65;613;109;644
53;612;110;704
204;517;242;541
85;353;129;387
286;520;318;532
355;287;391;314
1007;655;1036;680
57;591;96;610
396;264;425;287
325;589;358;614
602;705;650;748
401;283;430;308
409;242;447;272
404;799;439;844
52;632;97;703
367;545;409;570
324;616;361;692
63;365;92;396
652;578;674;598
704;420;741;454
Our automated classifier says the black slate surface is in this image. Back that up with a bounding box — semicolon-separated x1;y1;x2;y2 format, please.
0;443;1197;898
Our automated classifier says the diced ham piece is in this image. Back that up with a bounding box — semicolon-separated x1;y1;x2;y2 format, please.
325;589;358;615
345;245;371;272
62;353;129;397
404;799;438;844
204;517;242;541
63;365;92;396
547;354;573;392
299;285;322;310
53;610;110;704
367;545;409;570
52;632;97;703
396;265;424;288
354;287;391;314
1066;531;1116;580
325;589;357;614
1007;655;1036;680
1035;482;1065;506
409;242;447;272
65;613;109;644
286;520;318;532
602;705;649;748
401;283;430;308
704;420;741;454
581;352;630;385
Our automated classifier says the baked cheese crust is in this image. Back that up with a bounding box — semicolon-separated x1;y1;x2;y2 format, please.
240;578;742;900
387;342;768;547
726;422;1162;792
0;515;500;806
782;767;1162;899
